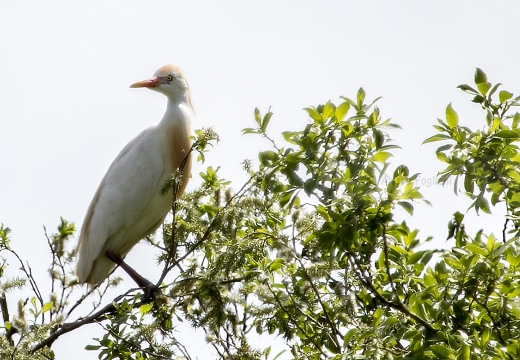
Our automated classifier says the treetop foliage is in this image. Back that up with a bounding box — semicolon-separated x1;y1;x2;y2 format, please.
1;68;520;359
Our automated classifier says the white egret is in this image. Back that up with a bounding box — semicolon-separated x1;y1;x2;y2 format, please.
76;65;193;287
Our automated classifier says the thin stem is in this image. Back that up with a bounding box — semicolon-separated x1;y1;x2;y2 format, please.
290;225;342;347
266;282;327;357
31;288;143;353
348;254;437;335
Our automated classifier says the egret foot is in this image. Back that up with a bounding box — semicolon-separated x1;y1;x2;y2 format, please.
105;251;157;297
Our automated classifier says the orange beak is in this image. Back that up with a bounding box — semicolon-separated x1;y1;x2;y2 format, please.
130;77;164;88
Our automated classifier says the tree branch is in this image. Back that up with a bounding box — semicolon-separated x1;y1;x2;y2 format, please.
31;288;144;353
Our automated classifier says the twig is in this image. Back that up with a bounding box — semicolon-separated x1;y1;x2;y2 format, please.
266;282;327;357
67;281;110;319
503;218;509;244
290;225;342;348
159;145;195;284
43;226;70;321
7;249;44;310
31;287;144;353
348;254;437;335
281;281;323;330
96;321;173;359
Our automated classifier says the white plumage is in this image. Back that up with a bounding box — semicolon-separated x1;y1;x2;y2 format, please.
76;65;193;286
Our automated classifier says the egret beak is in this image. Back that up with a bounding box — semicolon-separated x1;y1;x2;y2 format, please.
130;77;164;88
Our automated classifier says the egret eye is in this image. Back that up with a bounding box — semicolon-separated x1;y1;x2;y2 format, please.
166;75;173;82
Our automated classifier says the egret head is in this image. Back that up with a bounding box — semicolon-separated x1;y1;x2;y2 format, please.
130;65;192;109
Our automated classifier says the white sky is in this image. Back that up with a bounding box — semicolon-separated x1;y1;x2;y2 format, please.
1;1;520;359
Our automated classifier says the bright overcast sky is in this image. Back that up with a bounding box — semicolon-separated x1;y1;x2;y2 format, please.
1;1;520;359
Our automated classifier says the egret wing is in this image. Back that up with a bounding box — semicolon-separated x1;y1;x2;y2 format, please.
76;128;168;283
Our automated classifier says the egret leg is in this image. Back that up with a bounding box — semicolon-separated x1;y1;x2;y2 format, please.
105;251;157;296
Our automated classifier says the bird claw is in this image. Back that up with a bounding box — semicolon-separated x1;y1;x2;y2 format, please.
142;283;160;302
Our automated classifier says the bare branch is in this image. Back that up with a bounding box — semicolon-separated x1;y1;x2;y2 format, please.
31;287;143;353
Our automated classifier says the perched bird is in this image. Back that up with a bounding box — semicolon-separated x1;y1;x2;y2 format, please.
76;65;193;287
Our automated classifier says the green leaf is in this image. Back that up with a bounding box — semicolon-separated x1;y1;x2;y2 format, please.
513;113;520;128
436;144;453;153
494;130;520;139
139;302;153;316
304;107;321;123
407;252;422;266
477;82;492;96
436;151;449;163
261;111;273;131
475;68;488;84
507;252;520;267
474;194;491;214
85;345;101;351
472;94;485;104
431;344;452;358
335;101;350;122
303;178;317;195
490;116;502;132
446;103;459;128
487;234;497;252
391;244;410;256
259;150;278;166
459;343;470;360
374;129;384;148
343;328;358;346
268;258;285;272
42;301;53;313
373;151;392;163
464;175;474;194
279;190;294;208
357;87;366;108
254;107;262;126
488;82;502;98
100;337;114;347
282;131;299;144
481;327;491;345
398;201;414;215
242;127;257;135
465;244;489;257
422;134;451;144
373;308;383;327
321;101;335;120
382;316;399;327
457;84;478;93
